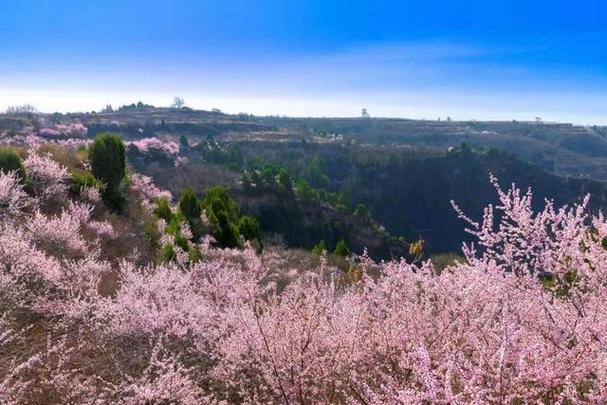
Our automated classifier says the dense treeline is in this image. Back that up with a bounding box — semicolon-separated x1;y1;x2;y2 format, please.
201;139;607;253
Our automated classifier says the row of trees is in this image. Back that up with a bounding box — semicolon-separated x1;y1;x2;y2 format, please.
242;161;352;214
148;185;261;263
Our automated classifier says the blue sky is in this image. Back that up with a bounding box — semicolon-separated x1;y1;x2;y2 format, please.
1;0;606;123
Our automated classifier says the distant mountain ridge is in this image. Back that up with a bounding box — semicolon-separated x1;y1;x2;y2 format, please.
4;106;607;256
65;107;607;181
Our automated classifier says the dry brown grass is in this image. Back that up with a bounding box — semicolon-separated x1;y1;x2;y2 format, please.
36;143;88;174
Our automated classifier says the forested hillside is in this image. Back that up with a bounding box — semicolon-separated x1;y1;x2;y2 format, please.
234;142;607;252
1;122;607;402
4;107;607;258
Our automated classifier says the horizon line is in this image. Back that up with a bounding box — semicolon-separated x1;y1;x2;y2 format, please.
5;104;604;128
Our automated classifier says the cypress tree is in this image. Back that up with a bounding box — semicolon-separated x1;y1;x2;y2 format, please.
89;133;126;210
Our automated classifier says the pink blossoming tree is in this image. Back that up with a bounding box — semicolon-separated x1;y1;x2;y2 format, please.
0;145;606;402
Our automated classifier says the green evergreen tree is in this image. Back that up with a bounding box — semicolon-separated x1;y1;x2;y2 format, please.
89;133;126;210
0;147;26;182
153;198;174;222
333;239;351;257
276;168;294;194
312;240;327;255
239;215;261;242
178;188;201;222
178;188;203;240
179;134;189;149
295;178;317;202
159;244;176;263
202;186;241;248
353;203;370;219
202;186;239;221
210;202;240;248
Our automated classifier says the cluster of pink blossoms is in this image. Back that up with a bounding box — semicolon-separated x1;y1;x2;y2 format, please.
130;173;173;212
128;137;180;160
1;147;607;402
2;124;90;149
38;123;88;139
0;171;29;220
24;152;69;202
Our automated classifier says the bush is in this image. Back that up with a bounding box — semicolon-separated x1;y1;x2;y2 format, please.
180;135;189;149
89;133;126;210
188;246;203;263
333;239;351;257
208;200;240;249
429;252;465;274
353;203;370;219
153;198;174;222
0;147;26;182
238;215;261;242
295;178;318;202
312;240;327;255
69;170;105;195
159;244;176;263
143;216;160;247
178;189;200;220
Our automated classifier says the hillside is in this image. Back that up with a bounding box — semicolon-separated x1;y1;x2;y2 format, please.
4;106;607;257
1;134;607;402
206;139;607;253
130;155;407;260
6;107;607;180
79;109;607;179
259;118;607;181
